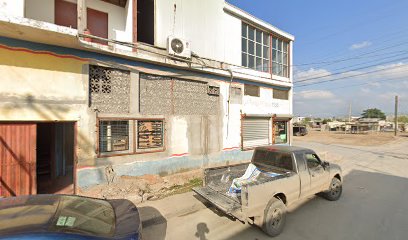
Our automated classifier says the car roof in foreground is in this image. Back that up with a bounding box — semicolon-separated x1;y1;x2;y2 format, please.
0;195;117;238
255;145;311;153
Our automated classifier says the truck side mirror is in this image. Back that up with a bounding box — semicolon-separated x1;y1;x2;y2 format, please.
322;161;329;169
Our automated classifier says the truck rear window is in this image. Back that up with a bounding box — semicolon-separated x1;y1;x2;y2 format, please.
252;149;294;171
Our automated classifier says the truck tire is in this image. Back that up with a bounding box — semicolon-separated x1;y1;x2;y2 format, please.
262;197;286;237
322;177;342;201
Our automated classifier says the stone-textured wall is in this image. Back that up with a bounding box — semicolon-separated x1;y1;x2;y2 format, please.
89;65;130;113
140;73;219;115
139;74;172;114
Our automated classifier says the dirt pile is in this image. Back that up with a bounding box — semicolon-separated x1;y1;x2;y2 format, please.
79;169;203;204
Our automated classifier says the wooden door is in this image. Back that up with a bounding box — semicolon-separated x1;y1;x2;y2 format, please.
55;0;78;29
87;8;108;45
0;123;36;197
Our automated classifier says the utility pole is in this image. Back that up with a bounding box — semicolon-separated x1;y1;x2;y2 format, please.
348;102;352;122
395;95;398;136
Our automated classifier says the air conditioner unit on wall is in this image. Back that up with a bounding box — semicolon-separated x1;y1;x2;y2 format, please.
167;36;191;59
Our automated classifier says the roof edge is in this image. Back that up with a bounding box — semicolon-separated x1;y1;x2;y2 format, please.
224;2;295;41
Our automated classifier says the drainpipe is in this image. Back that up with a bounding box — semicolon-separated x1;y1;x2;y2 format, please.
226;68;234;138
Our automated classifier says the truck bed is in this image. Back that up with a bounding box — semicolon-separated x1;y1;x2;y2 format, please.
194;163;289;215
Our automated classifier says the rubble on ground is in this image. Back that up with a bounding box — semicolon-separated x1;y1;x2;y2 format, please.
79;169;203;204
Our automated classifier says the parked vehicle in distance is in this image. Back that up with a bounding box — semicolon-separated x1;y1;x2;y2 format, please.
194;145;342;237
293;125;308;136
0;195;142;240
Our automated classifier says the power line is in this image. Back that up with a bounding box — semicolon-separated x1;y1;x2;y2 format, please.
295;72;408;92
294;56;408;83
294;26;408;70
292;50;408;67
294;51;408;80
295;64;408;88
293;40;408;68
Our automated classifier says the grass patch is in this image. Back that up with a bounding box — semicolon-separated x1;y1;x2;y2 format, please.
156;178;203;200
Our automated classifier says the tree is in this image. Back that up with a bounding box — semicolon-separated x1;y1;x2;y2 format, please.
322;118;332;124
397;116;408;123
361;108;386;119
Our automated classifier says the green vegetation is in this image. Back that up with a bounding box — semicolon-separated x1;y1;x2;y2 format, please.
398;116;408;123
322;118;332;124
361;108;386;119
156;178;203;200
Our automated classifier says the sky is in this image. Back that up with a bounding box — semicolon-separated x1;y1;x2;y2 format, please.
227;0;408;118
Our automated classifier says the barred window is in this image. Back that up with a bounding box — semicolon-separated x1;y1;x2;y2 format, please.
272;38;289;77
273;89;289;100
242;23;270;72
244;84;260;97
99;121;129;152
137;120;164;150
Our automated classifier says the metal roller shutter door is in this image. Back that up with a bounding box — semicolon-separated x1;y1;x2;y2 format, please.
242;117;270;148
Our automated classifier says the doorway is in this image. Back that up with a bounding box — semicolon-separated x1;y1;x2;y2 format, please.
36;122;75;194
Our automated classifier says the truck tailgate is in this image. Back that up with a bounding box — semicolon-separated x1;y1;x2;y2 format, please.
193;186;241;214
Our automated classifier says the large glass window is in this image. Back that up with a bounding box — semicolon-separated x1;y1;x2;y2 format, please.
242;23;270;72
273;121;288;144
272;38;289;77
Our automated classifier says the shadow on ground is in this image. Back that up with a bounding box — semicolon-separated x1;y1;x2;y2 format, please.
138;206;167;240
203;170;408;240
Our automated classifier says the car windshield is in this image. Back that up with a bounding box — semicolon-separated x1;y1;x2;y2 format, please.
252;149;294;171
49;196;116;237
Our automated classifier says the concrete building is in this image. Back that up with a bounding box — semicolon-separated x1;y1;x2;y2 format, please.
0;0;294;196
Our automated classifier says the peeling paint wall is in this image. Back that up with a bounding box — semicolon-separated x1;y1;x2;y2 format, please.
0;46;96;165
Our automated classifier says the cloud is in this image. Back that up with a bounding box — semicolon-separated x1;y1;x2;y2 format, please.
294;68;332;83
295;90;335;100
361;88;371;94
350;41;372;50
367;82;381;87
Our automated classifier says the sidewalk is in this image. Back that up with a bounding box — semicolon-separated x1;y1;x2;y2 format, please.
138;191;206;228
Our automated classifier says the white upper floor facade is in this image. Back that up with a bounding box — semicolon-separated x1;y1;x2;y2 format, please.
0;0;294;86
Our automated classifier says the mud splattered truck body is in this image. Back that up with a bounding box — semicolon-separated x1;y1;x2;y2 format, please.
194;145;342;237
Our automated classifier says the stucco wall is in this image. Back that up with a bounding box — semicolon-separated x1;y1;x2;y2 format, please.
0;0;25;17
242;87;291;115
0;46;96;164
156;0;227;62
24;0;132;44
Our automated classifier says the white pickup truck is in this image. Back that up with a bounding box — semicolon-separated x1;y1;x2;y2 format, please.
194;145;342;237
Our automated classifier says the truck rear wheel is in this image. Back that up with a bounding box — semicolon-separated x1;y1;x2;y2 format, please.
262;197;286;237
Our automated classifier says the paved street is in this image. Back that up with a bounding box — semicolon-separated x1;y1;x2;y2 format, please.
141;136;408;240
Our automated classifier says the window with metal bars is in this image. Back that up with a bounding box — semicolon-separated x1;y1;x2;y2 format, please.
99;120;129;152
137;120;164;150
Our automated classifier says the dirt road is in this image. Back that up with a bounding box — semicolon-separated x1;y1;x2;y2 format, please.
141;136;408;240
